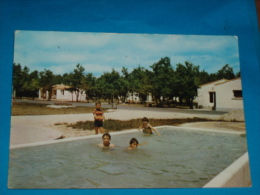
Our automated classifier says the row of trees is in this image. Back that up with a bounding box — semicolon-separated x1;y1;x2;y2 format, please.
13;57;240;108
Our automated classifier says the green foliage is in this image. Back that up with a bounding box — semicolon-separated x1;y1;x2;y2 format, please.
12;63;24;96
13;58;240;108
83;73;97;102
175;61;200;108
216;64;236;80
128;66;151;104
39;69;56;100
13;63;40;98
63;64;86;102
95;69;122;103
150;57;175;106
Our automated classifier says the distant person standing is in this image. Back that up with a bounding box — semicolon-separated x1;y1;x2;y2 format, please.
93;102;105;134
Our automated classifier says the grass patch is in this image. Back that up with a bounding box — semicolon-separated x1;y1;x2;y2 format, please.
67;118;215;131
12;102;107;116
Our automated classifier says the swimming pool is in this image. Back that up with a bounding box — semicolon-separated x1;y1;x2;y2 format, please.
8;126;248;189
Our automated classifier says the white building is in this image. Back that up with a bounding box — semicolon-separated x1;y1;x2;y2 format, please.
126;91;140;103
197;78;243;111
39;84;87;102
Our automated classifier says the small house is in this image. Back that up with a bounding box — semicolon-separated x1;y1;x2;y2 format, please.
197;78;243;111
39;84;87;102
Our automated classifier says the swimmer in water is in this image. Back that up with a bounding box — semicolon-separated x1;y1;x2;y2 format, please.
126;138;147;150
98;133;115;148
138;117;160;136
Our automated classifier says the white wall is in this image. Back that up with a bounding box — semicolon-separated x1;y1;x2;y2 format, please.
215;78;243;111
39;89;87;102
197;79;227;109
126;92;140;103
146;93;152;102
60;90;86;102
204;152;251;187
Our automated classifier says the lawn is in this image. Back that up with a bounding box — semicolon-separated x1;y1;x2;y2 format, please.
11;102;102;116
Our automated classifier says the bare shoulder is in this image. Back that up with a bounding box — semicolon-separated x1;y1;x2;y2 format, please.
148;123;154;128
109;143;115;148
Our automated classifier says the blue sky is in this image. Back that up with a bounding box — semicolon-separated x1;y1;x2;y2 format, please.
13;31;240;77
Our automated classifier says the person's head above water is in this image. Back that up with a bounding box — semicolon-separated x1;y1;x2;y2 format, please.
129;138;139;148
142;117;149;122
102;133;111;147
141;117;149;126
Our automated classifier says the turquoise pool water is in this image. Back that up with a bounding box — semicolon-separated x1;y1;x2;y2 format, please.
8;127;248;189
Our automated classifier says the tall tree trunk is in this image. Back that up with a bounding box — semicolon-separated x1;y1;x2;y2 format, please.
47;89;52;101
76;90;79;102
189;97;193;109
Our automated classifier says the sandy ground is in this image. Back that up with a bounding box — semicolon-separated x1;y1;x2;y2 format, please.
10;109;245;146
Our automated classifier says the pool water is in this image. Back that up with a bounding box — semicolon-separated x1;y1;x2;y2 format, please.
8;127;248;189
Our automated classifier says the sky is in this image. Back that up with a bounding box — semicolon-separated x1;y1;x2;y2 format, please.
13;31;240;77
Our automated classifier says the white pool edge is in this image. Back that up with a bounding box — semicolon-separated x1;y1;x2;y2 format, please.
203;152;251;188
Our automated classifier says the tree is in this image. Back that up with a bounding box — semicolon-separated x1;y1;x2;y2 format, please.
119;67;130;103
198;70;210;85
12;64;37;98
175;61;200;109
96;69;121;105
12;63;23;98
39;69;56;101
236;71;241;77
22;70;40;99
63;64;85;102
128;66;152;104
216;64;236;80
150;57;174;107
83;73;97;102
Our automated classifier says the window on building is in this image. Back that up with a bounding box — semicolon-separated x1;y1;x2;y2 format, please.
233;90;242;98
61;89;64;95
209;92;214;103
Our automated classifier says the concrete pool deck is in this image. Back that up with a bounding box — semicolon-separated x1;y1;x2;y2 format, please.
10;109;246;146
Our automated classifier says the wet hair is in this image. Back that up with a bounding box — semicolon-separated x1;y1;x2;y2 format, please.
102;133;111;140
142;117;149;122
129;138;139;145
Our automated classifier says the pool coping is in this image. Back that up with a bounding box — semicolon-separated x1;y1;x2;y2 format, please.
203;152;251;188
10;125;244;149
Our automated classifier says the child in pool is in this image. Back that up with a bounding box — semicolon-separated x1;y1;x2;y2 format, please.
126;138;147;150
93;102;105;134
138;117;160;135
98;133;115;148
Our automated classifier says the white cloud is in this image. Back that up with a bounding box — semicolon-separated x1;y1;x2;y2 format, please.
13;31;240;76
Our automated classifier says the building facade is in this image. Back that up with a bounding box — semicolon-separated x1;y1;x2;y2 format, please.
39;84;87;102
197;78;243;111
